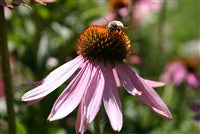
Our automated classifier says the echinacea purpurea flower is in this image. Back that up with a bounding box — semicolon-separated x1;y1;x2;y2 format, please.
161;57;200;88
22;20;173;133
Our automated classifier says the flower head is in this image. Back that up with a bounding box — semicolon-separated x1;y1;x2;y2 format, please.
160;57;200;88
22;21;172;133
77;24;131;65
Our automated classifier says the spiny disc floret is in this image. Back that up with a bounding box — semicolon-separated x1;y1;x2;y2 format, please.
77;23;131;65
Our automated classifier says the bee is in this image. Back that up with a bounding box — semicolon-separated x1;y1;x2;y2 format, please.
106;20;129;32
107;20;124;31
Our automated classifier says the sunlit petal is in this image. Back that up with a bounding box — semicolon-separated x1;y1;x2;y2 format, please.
118;64;173;121
22;56;83;102
48;63;92;121
103;65;123;131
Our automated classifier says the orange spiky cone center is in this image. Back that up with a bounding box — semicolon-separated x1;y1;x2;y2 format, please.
76;25;131;65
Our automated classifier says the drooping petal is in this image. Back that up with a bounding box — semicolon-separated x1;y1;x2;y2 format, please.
103;65;123;131
117;64;173;121
75;63;105;134
116;66;142;96
142;78;165;88
75;100;88;134
48;63;92;121
21;56;84;103
84;64;105;123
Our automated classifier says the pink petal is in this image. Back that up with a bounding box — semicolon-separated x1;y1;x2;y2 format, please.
142;78;165;88
75;101;88;134
43;56;83;82
75;63;105;134
116;66;142;96
186;73;200;88
118;7;129;18
134;0;162;22
84;64;105;123
118;64;173;121
161;61;187;86
21;56;84;102
103;65;123;131
48;63;92;121
172;65;187;86
112;67;121;87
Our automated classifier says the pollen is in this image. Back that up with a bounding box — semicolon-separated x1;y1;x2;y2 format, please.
76;25;131;65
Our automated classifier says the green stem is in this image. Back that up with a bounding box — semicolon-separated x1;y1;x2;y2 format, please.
93;112;101;134
0;6;16;134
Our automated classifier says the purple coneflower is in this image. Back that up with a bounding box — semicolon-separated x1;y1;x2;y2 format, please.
22;21;172;133
160;57;200;88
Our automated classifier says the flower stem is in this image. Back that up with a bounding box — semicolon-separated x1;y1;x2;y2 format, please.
93;112;101;134
0;6;16;134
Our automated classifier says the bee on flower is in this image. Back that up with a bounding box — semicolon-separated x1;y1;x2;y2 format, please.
22;21;172;133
